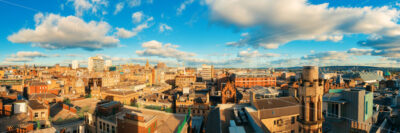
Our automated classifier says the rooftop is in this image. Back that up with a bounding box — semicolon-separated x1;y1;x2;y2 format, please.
28;100;47;110
253;97;299;110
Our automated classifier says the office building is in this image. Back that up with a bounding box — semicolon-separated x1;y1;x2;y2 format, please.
88;56;104;72
72;60;79;69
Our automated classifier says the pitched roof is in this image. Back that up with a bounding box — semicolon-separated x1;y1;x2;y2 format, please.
28;100;47;110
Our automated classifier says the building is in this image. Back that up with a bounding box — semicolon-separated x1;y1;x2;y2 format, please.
102;72;120;87
117;111;158;133
249;86;280;106
27;100;49;127
101;89;139;105
175;91;210;117
95;101;122;133
175;75;196;88
298;66;324;132
72;60;79;69
105;60;112;69
199;64;213;82
222;81;237;104
323;89;374;132
88;56;105;72
28;82;48;95
234;73;276;88
246;97;301;133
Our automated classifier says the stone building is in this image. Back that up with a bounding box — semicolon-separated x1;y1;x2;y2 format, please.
222;81;236;104
246;97;301;133
298;66;324;133
175;75;196;88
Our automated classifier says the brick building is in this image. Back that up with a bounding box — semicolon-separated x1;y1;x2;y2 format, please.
28;82;48;95
234;73;276;88
117;112;158;133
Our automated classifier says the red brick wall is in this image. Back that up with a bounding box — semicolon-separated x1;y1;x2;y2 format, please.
0;101;3;116
117;119;157;133
234;77;276;88
28;85;48;94
4;104;12;116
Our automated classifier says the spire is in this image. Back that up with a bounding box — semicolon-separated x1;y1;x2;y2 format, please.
145;59;150;69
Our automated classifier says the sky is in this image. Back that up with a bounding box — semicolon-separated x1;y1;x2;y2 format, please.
1;0;400;68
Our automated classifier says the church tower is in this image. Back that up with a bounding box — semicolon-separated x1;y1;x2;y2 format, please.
299;66;323;133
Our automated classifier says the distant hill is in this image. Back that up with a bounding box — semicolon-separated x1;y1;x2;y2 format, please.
275;66;400;72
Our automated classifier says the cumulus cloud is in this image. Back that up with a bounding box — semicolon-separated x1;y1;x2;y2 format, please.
115;16;153;38
238;49;280;58
159;23;173;32
4;51;48;63
68;0;108;16
269;48;380;67
116;28;137;38
205;0;400;49
135;41;277;67
347;48;373;56
302;51;349;61
358;35;400;57
177;0;194;15
113;2;124;15
132;11;144;23
8;13;119;51
136;40;196;59
128;0;141;7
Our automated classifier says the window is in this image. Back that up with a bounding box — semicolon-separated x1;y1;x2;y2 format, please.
99;122;102;129
103;123;105;131
112;126;115;133
365;101;368;115
107;124;109;132
291;130;294;133
291;116;295;124
34;113;38;118
41;112;45;118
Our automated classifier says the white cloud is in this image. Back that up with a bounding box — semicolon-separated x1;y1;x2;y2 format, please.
4;51;48;63
302;51;349;61
116;28;137;38
177;0;194;15
8;13;119;51
113;2;124;15
205;0;400;49
238;49;280;58
13;51;48;58
347;48;373;56
68;0;108;16
136;40;196;58
159;23;173;32
132;11;144;23
128;0;141;7
115;16;153;38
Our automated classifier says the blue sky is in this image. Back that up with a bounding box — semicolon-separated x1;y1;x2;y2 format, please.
1;0;400;68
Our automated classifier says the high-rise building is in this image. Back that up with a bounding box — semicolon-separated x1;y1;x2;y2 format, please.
105;60;112;69
72;60;79;69
88;56;104;72
200;64;213;81
298;66;324;133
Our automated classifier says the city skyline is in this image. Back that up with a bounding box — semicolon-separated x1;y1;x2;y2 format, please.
1;0;400;68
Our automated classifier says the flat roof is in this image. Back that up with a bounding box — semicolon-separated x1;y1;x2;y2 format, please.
253;97;299;110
